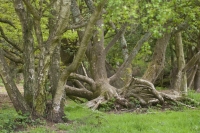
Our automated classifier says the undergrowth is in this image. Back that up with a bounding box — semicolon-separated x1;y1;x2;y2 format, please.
0;105;45;133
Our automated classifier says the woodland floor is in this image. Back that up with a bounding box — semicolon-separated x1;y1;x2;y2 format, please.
0;85;71;133
0;85;199;132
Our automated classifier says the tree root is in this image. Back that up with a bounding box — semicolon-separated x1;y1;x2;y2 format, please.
86;96;106;110
75;77;199;111
85;91;199;112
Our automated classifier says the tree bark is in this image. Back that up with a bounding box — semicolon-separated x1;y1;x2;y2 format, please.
50;44;61;99
51;0;107;122
188;65;198;89
120;32;133;86
142;33;171;83
172;32;187;95
194;34;200;91
14;0;35;108
0;50;30;114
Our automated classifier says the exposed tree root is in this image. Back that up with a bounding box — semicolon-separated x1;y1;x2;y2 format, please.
86;96;106;110
66;75;199;111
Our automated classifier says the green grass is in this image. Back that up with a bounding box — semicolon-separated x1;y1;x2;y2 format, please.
188;90;200;102
1;92;200;133
0;105;19;132
62;101;200;133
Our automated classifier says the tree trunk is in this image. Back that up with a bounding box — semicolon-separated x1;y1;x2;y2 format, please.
142;33;171;83
50;44;61;99
119;29;132;86
188;65;198;89
51;0;107;122
172;32;187;94
194;64;200;91
14;0;35;108
86;18;118;97
194;34;200;91
124;33;171;105
0;50;30;114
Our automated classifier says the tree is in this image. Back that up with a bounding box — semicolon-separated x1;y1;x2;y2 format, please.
0;0;199;123
173;32;187;94
0;0;107;122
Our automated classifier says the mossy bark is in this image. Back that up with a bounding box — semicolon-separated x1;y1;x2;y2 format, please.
14;0;35;108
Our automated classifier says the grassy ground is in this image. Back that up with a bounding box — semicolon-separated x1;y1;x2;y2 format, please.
61;102;200;133
0;87;200;133
0;100;200;133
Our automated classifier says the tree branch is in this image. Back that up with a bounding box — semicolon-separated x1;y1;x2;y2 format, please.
62;21;87;33
109;32;152;83
33;20;43;47
132;77;164;104
69;73;95;85
22;0;40;20
66;0;107;73
0;49;30;113
65;85;93;100
52;1;107;119
0;26;23;53
84;0;95;12
53;0;108;117
104;24;127;54
172;22;189;34
0;18;16;28
73;79;86;88
42;0;57;14
182;51;200;72
3;49;23;64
